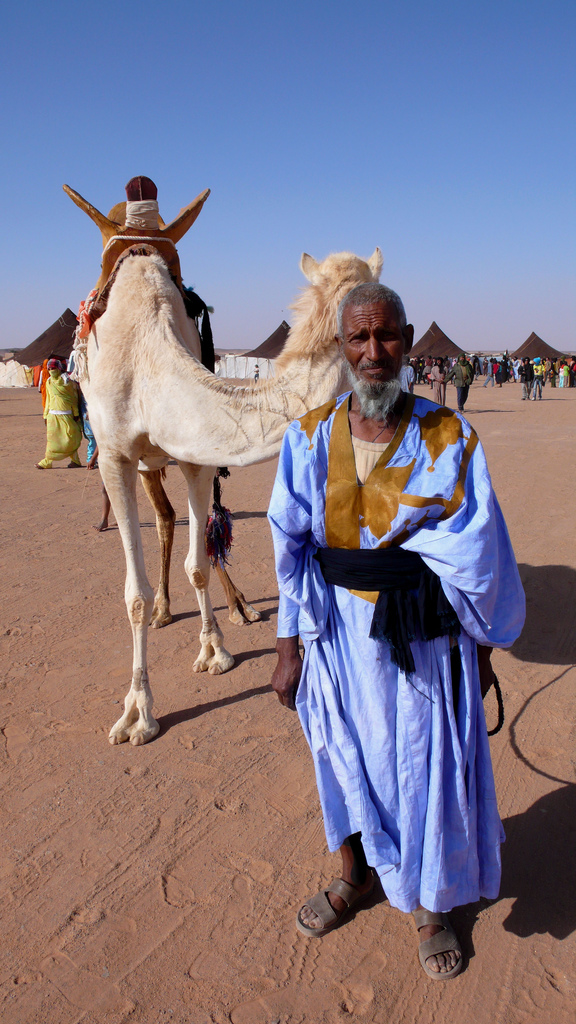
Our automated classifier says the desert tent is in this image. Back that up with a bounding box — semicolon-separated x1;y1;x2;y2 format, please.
512;332;566;361
216;321;290;379
410;322;461;359
0;360;31;387
246;321;290;359
14;309;77;367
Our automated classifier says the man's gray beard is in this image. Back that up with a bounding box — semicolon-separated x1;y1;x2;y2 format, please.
343;362;403;420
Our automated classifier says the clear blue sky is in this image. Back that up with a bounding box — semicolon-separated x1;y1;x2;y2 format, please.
1;0;574;352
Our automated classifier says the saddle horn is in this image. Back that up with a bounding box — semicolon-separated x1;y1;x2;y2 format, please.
62;184;119;244
160;188;211;243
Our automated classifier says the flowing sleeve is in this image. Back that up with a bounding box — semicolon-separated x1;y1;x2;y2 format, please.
403;437;525;647
267;423;329;641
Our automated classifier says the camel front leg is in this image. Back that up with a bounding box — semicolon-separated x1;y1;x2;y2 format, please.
98;454;159;746
139;469;175;628
178;461;235;676
214;563;261;625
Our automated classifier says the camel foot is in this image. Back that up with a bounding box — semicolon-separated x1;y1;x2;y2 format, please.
109;716;160;746
150;608;173;628
241;603;261;623
193;645;235;675
109;695;160;746
129;720;160;745
228;603;262;625
228;608;247;626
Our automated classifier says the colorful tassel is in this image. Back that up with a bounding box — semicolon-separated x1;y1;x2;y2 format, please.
205;469;233;566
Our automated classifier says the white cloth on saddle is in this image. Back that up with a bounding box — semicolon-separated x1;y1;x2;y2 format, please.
125;200;160;229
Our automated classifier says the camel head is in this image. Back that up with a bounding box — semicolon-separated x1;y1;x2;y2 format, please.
300;248;383;286
62;178;211;250
277;248;384;369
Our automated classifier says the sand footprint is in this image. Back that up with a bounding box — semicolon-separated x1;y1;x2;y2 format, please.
40;952;134;1013
339;948;387;1015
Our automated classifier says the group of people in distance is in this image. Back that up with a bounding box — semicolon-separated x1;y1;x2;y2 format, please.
404;350;576;410
403;353;475;413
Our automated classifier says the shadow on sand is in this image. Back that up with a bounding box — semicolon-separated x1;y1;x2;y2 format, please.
499;784;576;940
157;682;273;734
511;563;576;664
449;782;576;968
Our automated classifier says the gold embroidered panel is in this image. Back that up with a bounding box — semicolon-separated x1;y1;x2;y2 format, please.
324;396;478;551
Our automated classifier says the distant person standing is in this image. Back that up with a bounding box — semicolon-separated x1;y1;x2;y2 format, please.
519;358;533;399
532;358;545;399
254;363;260;382
483;359;494;387
445;353;474;413
36;359;82;469
430;357;446;405
400;358;415;394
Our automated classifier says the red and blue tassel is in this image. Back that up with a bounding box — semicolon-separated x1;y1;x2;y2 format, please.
205;468;233;567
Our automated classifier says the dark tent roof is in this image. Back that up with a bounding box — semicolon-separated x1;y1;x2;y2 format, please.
512;332;566;360
410;322;462;359
14;309;77;366
246;320;290;359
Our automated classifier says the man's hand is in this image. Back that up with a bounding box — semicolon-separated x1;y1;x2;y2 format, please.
271;636;302;711
477;644;495;699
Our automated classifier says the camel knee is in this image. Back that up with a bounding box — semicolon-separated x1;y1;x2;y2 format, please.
185;559;207;589
127;592;154;627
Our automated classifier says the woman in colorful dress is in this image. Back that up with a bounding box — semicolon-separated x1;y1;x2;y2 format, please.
36;359;82;469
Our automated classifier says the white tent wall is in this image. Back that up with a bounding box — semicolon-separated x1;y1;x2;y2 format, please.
0;360;31;388
215;356;275;380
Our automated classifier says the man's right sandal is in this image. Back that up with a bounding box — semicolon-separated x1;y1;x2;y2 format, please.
296;872;375;938
413;909;463;980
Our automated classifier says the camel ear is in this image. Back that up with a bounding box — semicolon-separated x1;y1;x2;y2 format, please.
300;253;320;282
368;247;384;280
161;188;211;244
63;184;117;241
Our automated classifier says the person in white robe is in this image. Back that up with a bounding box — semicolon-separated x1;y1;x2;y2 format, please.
268;283;525;980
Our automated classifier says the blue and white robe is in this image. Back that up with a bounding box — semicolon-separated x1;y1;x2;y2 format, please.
268;393;525;914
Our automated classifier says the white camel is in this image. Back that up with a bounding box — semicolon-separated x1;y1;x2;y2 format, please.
65;182;382;745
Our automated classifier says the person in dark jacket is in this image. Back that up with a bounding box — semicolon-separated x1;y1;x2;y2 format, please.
445;354;474;412
518;358;533;400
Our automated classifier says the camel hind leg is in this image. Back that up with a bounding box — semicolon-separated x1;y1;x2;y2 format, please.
215;563;261;624
139;468;175;628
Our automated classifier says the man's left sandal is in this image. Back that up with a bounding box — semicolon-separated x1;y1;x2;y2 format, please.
413;909;463;980
296;873;375;938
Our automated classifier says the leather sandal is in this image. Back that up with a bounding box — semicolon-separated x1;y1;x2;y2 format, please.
413;909;463;980
296;872;375;938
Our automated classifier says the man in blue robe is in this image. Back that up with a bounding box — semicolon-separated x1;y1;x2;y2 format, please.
267;283;525;980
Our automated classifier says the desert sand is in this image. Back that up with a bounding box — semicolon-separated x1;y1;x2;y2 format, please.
1;379;575;1024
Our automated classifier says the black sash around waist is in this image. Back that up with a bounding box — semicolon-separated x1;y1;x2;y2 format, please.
315;546;460;674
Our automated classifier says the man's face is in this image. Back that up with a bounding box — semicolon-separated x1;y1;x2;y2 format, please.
339;301;414;385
